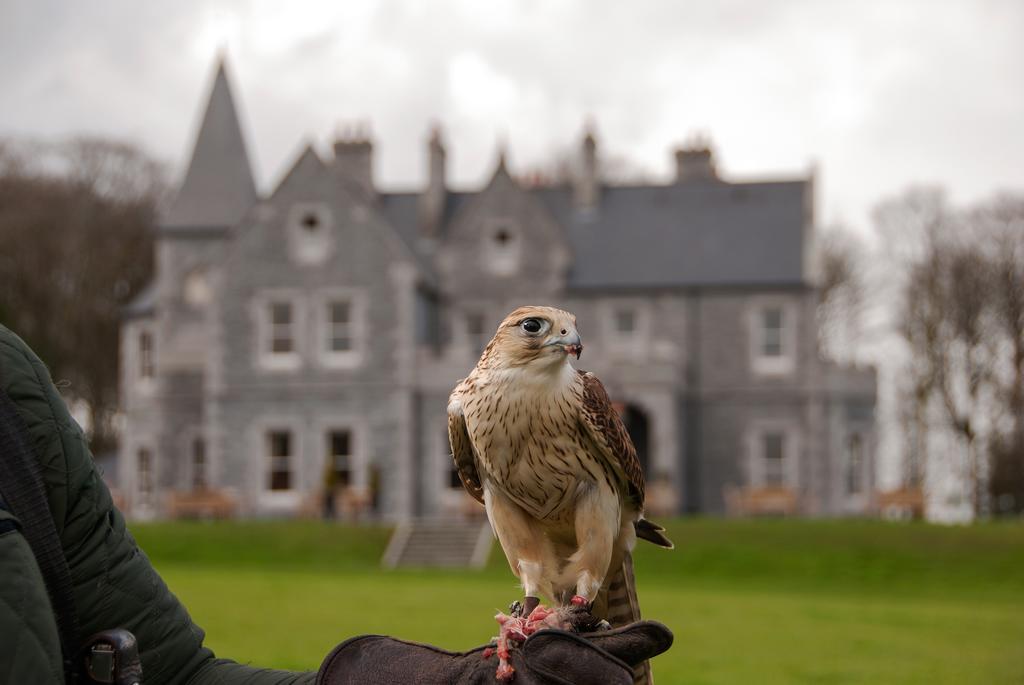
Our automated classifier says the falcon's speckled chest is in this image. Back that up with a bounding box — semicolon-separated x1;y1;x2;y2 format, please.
460;366;610;521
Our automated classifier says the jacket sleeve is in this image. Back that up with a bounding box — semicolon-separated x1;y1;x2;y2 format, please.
0;507;64;685
0;325;316;685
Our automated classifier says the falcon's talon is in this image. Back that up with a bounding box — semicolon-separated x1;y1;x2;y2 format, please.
495;662;516;681
570;594;590;608
521;595;540;618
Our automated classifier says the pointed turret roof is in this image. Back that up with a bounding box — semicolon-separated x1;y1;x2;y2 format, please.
162;57;258;230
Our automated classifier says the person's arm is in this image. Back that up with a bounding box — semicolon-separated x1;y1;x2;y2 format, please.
0;506;64;684
0;325;314;685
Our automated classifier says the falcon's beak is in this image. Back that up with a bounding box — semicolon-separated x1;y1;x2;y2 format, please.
548;331;583;360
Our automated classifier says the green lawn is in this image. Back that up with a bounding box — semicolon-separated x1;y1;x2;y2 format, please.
133;519;1024;684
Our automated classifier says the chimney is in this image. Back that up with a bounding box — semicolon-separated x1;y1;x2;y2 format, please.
333;122;375;196
418;125;447;237
573;123;599;210
674;134;717;183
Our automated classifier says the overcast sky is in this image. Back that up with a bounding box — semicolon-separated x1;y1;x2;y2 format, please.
2;0;1022;235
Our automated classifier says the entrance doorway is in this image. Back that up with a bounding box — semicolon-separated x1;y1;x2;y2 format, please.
619;403;651;479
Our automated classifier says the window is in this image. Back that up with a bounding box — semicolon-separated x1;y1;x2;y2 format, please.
415;288;442;351
751;302;795;375
137;448;153;498
604;301;648;350
192;438;207;490
300;211;321;233
183;269;211;307
267;431;292;491
762;433;786;487
256;294;303;371
288;203;333;265
466;312;488;357
846;434;864;495
484;220;521;275
327;430;353;487
326;300;353;353
761;308;783;357
139;332;154;379
317;292;363;368
614;308;637;335
269;302;294;354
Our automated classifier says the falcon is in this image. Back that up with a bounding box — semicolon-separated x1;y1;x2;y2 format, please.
448;305;672;681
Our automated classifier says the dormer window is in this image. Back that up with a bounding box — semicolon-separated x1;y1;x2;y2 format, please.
288;203;333;265
484;219;520;276
301;212;320;232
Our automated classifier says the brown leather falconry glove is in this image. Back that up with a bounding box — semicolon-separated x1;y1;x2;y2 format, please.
315;621;672;685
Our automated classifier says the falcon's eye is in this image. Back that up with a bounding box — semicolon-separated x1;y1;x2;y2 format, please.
521;318;544;334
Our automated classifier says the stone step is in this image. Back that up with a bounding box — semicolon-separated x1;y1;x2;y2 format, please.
382;519;493;569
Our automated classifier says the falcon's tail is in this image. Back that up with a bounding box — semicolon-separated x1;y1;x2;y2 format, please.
596;551;654;685
635;517;674;549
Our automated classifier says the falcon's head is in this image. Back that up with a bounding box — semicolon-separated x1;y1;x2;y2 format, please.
480;305;583;371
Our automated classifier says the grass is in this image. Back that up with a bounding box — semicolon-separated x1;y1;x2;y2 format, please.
133;518;1024;684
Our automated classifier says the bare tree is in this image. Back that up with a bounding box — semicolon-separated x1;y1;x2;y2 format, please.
877;188;1024;516
0;136;166;456
815;225;868;364
977;196;1024;513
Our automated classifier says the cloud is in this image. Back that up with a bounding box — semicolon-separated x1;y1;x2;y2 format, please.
0;0;1021;232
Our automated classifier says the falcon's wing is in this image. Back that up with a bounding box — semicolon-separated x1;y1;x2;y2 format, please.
447;397;485;504
577;370;645;506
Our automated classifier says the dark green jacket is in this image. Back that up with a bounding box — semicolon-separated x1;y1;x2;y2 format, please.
0;325;316;685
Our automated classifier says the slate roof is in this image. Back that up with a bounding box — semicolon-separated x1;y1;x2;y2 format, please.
538;180;808;289
378;178;808;290
378;192;472;251
161;59;258;230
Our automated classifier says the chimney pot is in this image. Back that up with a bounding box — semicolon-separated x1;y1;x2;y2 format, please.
419;124;447;237
333;123;375;195
574;122;599;210
674;136;718;183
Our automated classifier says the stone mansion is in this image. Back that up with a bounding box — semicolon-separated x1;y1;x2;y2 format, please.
118;58;877;520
